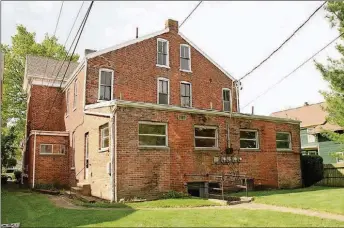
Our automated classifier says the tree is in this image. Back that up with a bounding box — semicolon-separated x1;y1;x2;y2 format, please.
1;25;79;160
1;126;17;170
315;2;344;150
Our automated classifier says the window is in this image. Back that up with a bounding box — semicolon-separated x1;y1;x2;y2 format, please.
157;78;169;105
307;128;316;143
302;150;318;156
139;122;168;147
66;89;70;115
157;38;169;67
73;79;77;110
180;82;191;107
194;126;218;148
222;88;231;112
98;69;113;101
240;130;259;149
180;44;191;71
40;144;66;155
100;124;109;149
276;132;292;150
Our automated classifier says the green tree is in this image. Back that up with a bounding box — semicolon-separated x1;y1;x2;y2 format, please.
315;1;344;154
1;126;17;170
1;25;79;160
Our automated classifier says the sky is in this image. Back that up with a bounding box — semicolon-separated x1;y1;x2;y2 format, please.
1;1;341;115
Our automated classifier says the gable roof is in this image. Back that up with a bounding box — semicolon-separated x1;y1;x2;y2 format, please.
270;102;342;132
85;28;236;81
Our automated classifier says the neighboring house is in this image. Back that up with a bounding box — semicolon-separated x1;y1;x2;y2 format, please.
271;102;344;164
22;19;302;202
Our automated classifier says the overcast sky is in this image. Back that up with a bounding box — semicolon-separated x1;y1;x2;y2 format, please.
1;1;341;115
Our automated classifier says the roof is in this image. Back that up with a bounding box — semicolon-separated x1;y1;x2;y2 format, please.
26;55;79;81
271;102;342;131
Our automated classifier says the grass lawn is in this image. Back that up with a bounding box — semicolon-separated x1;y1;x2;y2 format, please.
2;189;344;227
231;186;344;215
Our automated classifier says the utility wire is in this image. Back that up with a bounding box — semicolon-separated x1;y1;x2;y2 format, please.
41;1;94;130
238;1;327;81
241;31;344;110
53;1;65;35
179;1;203;28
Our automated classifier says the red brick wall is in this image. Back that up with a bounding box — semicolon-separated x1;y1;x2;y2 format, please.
116;106;301;200
86;22;237;112
27;135;70;187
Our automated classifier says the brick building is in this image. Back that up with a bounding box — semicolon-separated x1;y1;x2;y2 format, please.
23;19;302;202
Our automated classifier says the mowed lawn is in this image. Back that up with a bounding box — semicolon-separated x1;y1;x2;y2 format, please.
232;186;344;215
2;189;344;227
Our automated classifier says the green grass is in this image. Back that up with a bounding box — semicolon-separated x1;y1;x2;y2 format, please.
231;186;344;215
2;189;344;227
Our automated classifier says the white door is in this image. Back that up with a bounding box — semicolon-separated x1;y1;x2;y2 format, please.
85;133;89;180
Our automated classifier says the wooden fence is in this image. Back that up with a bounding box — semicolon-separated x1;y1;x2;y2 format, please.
316;163;344;187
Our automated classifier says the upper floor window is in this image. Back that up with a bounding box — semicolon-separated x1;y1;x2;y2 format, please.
222;88;231;112
157;77;169;105
157;38;169;67
276;132;292;150
66;89;70;115
98;69;114;101
180;81;192;107
100;124;109;149
180;44;191;71
73;79;77;110
240;130;259;149
194;126;218;149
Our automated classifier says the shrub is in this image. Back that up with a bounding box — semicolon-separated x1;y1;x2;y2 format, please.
301;155;324;187
14;170;22;181
1;175;8;184
161;190;190;199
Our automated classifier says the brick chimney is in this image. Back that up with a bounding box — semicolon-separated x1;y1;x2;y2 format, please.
165;19;178;33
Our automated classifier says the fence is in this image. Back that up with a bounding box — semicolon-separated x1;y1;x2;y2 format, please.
316;163;344;187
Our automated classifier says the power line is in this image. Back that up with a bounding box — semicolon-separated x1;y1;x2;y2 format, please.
41;1;94;130
179;1;203;28
238;1;327;81
53;1;65;35
241;31;344;110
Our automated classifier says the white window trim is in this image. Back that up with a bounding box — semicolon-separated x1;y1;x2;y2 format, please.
66;89;70;117
156;38;170;68
194;125;219;149
180;44;192;72
157;77;170;105
100;124;109;150
40;144;65;155
240;129;259;150
222;88;232;112
276;132;292;151
336;152;344;163
180;81;192;108
73;79;77;111
98;68;114;101
138;121;168;148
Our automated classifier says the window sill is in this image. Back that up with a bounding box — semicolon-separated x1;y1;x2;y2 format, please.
99;147;109;153
277;149;293;152
97;99;112;103
180;69;192;73
194;147;220;151
240;148;260;152
40;153;65;156
156;64;170;69
139;146;170;151
71;167;75;170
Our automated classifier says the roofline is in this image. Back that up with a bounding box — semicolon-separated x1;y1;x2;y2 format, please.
178;32;236;81
85;28;170;59
271;101;325;115
63;59;86;91
85;100;300;125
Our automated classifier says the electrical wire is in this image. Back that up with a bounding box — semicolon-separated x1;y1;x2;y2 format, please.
179;1;203;28
241;31;344;110
238;1;327;81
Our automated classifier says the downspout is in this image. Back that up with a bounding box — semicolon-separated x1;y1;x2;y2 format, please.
32;132;37;188
109;104;117;202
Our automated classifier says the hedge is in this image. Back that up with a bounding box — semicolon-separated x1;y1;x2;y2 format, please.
301;155;324;187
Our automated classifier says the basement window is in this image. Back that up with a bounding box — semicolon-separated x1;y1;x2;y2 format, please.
240;130;259;149
276;132;292;150
100;124;109;150
138;122;168;147
194;126;218;149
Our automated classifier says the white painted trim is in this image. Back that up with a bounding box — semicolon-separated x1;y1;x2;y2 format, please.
63;60;86;91
178;32;236;81
98;68;114;101
30;130;69;136
31;79;66;87
222;88;232;112
32;132;37;188
180;44;191;72
113;107;118;202
138;121;168;147
83;60;87;110
87;28;170;59
157;77;170;105
240;129;259;149
157;38;169;68
84;111;112;117
180;81;192;107
194;125;218;149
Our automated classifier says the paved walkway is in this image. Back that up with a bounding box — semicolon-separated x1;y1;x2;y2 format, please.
48;195;344;222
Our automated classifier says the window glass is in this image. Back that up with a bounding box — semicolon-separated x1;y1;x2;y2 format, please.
240;130;259;149
138;123;167;147
194;126;217;148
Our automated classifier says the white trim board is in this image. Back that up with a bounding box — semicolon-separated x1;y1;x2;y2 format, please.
86;28;170;59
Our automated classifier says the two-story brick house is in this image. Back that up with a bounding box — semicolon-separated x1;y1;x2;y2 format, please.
22;19;302;202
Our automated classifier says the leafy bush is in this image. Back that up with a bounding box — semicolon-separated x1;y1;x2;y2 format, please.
161;190;191;199
301;155;324;187
14;170;22;181
1;175;8;184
